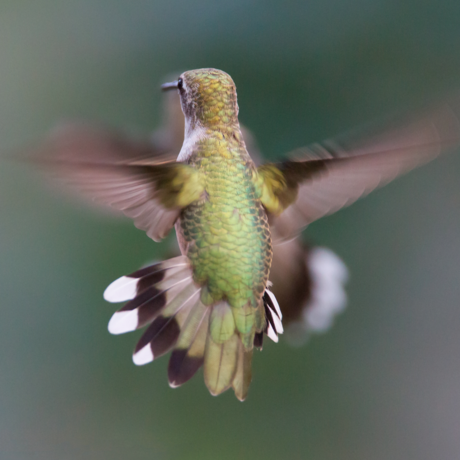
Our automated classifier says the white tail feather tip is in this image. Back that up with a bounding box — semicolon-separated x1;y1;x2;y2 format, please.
271;313;284;334
108;311;139;335
103;276;138;303
266;289;282;320
133;346;154;366
266;323;279;343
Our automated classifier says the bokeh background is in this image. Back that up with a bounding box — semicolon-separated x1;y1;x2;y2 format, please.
2;1;460;459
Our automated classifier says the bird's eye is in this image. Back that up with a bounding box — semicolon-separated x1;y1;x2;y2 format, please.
177;78;183;90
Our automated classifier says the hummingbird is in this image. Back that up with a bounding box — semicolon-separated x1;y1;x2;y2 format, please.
34;68;460;400
40;73;349;343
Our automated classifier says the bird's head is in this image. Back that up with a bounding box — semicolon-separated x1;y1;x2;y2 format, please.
162;68;239;133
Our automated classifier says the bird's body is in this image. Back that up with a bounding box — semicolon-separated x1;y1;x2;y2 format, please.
165;69;276;396
177;70;271;308
179;133;271;331
176;129;272;396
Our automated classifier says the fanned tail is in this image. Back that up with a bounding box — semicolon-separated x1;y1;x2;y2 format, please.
104;256;284;400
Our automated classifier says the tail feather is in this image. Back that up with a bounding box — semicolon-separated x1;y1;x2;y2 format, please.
133;316;181;365
105;257;284;400
262;289;284;343
168;300;209;388
128;255;188;277
204;333;239;396
106;261;193;335
210;302;236;344
103;255;188;303
132;282;199;365
108;283;182;335
254;302;266;331
232;303;256;350
232;342;253;401
253;331;264;349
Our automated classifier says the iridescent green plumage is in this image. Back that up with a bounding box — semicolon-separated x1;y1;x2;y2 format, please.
175;69;273;396
179;128;271;330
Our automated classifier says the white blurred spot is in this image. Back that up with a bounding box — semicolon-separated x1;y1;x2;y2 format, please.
304;247;349;333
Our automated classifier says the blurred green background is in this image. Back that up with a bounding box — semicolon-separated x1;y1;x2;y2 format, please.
2;1;460;459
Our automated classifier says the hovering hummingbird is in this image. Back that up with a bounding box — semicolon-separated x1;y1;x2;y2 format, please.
34;68;460;400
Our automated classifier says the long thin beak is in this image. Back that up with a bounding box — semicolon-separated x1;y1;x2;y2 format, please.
161;81;179;91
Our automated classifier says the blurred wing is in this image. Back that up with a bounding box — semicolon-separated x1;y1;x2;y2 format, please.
42;122;176;163
34;124;203;242
260;99;460;240
240;124;263;165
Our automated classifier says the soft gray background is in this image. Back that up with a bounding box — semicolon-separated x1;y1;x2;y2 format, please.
1;1;460;459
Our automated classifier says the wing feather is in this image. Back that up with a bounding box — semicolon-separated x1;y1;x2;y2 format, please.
267;98;460;240
32;123;204;242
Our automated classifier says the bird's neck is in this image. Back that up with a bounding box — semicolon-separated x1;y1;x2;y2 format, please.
178;120;247;163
